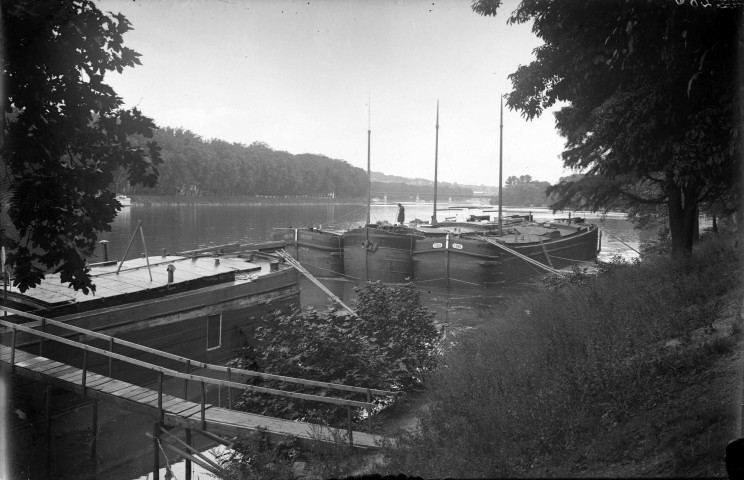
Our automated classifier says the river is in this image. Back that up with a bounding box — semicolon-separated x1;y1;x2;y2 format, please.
39;202;649;480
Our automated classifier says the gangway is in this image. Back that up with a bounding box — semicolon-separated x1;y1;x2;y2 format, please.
0;309;396;450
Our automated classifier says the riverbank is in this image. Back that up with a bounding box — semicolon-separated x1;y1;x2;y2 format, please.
369;234;742;478
130;195;367;206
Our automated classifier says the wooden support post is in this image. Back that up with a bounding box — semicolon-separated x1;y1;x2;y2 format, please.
152;422;161;480
183;360;190;399
45;385;52;476
90;401;98;459
139;225;153;282
117;220;141;275
40;317;46;356
185;428;192;480
82;349;88;394
108;338;114;377
226;368;232;410
201;381;206;431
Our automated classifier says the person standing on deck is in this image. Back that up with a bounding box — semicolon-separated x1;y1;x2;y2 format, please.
397;203;405;225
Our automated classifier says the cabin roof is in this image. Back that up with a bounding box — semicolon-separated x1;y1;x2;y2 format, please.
8;254;274;307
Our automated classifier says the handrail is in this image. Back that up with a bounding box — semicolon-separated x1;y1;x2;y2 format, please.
1;307;395;397
0;318;373;409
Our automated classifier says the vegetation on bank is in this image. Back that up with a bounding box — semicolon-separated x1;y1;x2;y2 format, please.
376;234;741;478
228;283;440;427
211;235;741;479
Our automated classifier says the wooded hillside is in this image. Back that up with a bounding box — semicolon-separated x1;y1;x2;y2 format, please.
125;127;474;199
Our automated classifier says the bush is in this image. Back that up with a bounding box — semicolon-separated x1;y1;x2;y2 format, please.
228;282;440;427
378;235;741;478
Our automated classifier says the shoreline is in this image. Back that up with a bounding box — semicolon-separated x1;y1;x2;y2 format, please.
130;195;367;207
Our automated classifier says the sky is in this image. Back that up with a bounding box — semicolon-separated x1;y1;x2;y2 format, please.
101;0;572;187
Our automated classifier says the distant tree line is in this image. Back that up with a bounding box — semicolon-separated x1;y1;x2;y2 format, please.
124;128;368;198
124;127;474;200
372;181;473;199
490;175;552;207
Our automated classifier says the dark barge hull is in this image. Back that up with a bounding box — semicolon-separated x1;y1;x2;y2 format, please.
413;224;599;288
273;228;344;278
343;225;423;284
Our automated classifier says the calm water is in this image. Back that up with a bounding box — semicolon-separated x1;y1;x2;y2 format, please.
100;202;645;263
97;202;647;314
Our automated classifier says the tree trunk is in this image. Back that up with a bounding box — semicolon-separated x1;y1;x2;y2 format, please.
667;183;699;261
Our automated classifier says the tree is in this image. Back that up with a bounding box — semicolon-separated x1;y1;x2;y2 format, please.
473;0;742;259
1;0;162;292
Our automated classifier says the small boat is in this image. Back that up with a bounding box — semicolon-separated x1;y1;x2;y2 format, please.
272;227;344;278
116;194;132;206
3;241;300;370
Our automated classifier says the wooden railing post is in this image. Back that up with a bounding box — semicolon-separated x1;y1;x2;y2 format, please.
183;359;190;399
10;325;17;372
108;338;114;377
82;349;88;394
226;367;232;410
201;381;206;431
158;371;164;423
347;406;353;447
367;389;372;432
40;317;46;356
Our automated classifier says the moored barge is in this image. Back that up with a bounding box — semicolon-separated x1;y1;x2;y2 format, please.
3;243;300;370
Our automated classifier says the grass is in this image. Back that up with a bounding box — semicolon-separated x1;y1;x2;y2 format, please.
375;234;742;478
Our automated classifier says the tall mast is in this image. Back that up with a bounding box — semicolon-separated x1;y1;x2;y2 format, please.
367;96;371;226
498;95;504;236
432;100;440;225
365;96;371;282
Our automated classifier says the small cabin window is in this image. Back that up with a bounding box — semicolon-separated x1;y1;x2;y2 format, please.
207;314;222;351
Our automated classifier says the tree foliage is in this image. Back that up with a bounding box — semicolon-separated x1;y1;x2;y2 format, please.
1;0;162;292
490;174;551;207
474;0;742;259
125;127;474;200
228;282;440;427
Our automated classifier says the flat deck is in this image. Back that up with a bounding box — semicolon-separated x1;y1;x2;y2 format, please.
6;254;275;308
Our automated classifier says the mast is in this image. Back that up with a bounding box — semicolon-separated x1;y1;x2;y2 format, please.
498;95;504;236
432;100;439;225
367;96;371;226
365;96;371;282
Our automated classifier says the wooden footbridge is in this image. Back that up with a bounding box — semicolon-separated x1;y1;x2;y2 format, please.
1;307;396;476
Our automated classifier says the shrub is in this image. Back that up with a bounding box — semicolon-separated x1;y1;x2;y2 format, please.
228;282;440;427
378;235;741;478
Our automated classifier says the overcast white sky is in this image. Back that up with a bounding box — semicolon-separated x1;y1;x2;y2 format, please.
101;0;573;186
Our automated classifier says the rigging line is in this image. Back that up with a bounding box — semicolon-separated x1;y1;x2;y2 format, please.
598;227;641;255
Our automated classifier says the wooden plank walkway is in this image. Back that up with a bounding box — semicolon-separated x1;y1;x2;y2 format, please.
0;345;385;449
